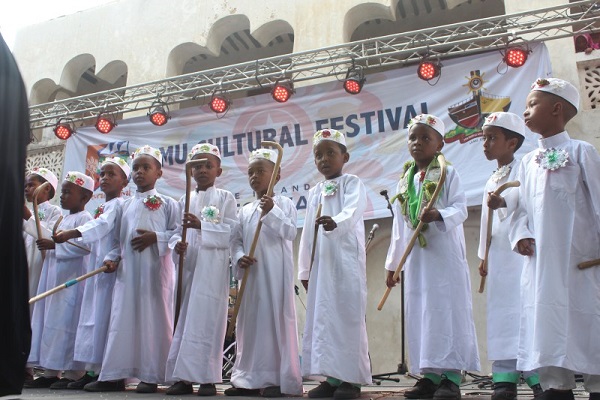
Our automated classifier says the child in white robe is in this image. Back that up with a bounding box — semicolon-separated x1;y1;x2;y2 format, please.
228;148;303;397
26;171;95;389
384;115;480;400
165;143;238;396
298;129;371;400
510;78;600;400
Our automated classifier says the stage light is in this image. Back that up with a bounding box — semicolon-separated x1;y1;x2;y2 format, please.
209;91;231;114
271;80;294;103
503;46;530;68
344;65;365;95
95;112;116;134
148;101;170;126
418;58;442;81
53;119;75;140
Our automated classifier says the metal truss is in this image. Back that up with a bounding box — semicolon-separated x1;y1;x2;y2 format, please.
29;0;600;130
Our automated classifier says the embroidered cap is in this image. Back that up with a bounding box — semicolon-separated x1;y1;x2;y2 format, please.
530;78;580;112
188;143;221;161
313;129;347;147
249;148;278;164
407;114;445;138
132;145;163;165
30;167;58;191
64;171;95;193
482;112;525;138
101;156;131;178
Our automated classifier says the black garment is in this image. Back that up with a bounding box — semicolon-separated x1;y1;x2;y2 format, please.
0;33;32;397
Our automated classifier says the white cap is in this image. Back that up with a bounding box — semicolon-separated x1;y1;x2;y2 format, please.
530;78;580;112
30;167;58;191
132;145;163;165
188;143;221;161
482;112;525;138
249;148;278;164
64;171;95;193
313;129;347;147
101;156;131;178
407;114;445;137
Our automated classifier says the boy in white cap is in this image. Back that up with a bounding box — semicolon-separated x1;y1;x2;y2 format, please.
477;112;542;400
384;115;480;400
298;129;371;400
228;147;302;397
164;143;238;396
510;78;600;400
85;145;179;394
52;157;130;389
26;171;95;389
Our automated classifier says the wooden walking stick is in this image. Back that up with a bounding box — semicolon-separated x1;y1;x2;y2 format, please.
53;216;91;253
377;154;447;311
478;180;521;293
174;157;208;330
29;265;108;304
578;258;600;269
308;203;323;279
32;182;51;261
226;141;283;340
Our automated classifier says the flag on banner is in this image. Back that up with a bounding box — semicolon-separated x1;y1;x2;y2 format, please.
64;43;552;226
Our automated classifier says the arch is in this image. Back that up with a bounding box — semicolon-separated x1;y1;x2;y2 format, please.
343;2;396;42
251;19;294;47
166;42;211;77
59;53;96;93
30;78;61;105
97;60;128;85
206;14;251;56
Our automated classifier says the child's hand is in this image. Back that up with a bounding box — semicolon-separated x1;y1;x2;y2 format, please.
316;216;337;231
260;195;274;214
517;238;535;256
301;279;309;292
23;204;32;220
131;229;157;252
419;208;441;224
182;212;201;230
238;255;257;269
175;241;188;255
36;238;55;250
103;260;119;273
386;270;399;288
487;192;506;210
478;260;487;277
53;229;79;244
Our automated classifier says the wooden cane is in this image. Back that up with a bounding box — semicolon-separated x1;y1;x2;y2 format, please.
174;157;208;330
578;258;600;269
226;141;283;340
308;203;323;279
32;182;51;261
478;180;521;293
53;216;91;253
29;265;108;304
377;154;447;311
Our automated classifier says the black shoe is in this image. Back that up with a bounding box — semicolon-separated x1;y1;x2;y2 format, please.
333;383;361;400
404;378;438;399
308;381;338;398
23;376;60;388
224;387;261;396
535;390;575;400
433;378;461;400
84;379;126;392
531;384;544;398
491;382;517;400
136;382;158;394
166;381;193;395
198;383;217;396
24;371;34;386
49;378;75;390
67;374;97;390
262;386;282;398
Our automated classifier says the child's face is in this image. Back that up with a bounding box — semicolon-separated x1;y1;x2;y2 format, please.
523;91;557;135
248;159;274;194
192;154;222;191
482;126;515;161
60;181;89;211
25;174;44;203
99;163;128;199
407;124;443;166
132;155;162;192
313;140;349;180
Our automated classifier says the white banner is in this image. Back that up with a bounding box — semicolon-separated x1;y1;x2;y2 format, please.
64;43;551;226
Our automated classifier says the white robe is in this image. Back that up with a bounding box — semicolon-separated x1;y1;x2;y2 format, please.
73;197;123;368
230;195;303;395
477;160;525;361
28;210;92;371
165;187;238;384
23;201;62;311
99;189;178;383
298;174;372;385
509;132;600;374
384;166;480;373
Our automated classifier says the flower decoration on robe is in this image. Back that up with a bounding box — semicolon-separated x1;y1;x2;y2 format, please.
322;180;338;197
535;147;569;171
143;195;163;211
201;205;220;223
94;203;105;219
37;209;46;221
491;165;511;183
